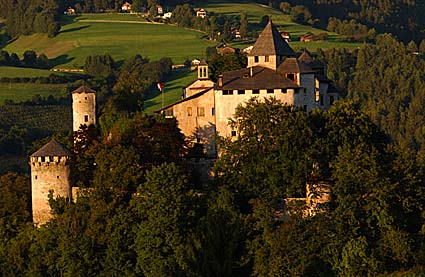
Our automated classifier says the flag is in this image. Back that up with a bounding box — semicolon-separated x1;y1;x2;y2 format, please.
157;82;164;92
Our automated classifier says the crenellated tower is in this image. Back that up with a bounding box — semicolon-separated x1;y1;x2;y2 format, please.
30;139;72;226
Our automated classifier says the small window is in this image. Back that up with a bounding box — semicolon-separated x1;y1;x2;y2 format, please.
196;137;201;143
281;89;287;94
197;107;205;117
41;157;45;162
231;130;237;137
254;56;259;63
267;89;274;94
265;55;269;62
85;97;87;100
330;96;335;105
287;73;295;81
35;175;37;180
223;90;233;95
164;109;173;117
252;89;260;94
84;115;89;122
212;107;215;116
57;176;60;179
238;90;245;95
187;107;192;116
320;95;324;106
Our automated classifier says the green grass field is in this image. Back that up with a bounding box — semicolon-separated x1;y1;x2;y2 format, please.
0;83;69;103
0;66;62;78
3;14;214;68
144;69;197;114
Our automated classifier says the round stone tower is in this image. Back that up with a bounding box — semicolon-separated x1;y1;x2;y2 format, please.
30;139;72;226
72;86;96;132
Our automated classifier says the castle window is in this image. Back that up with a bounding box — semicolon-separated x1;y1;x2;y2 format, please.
187;107;192;116
231;130;237;137
84;115;89;122
281;89;287;94
164;109;173;117
35;175;37;180
330;96;335;105
238;90;245;95
267;89;274;94
85;97;87;100
197;107;205;117
252;89;260;94
254;56;259;63
287;74;295;81
57;176;60;179
196;137;201;143
223;90;233;95
265;56;269;62
320;95;324;106
41;157;45;162
211;107;215;116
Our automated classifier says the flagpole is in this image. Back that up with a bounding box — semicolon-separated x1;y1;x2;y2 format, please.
162;85;164;109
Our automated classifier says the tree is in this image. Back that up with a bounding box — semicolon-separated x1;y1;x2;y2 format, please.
84;53;116;79
23;50;37;67
132;163;196;276
279;2;291;14
36;53;49;69
239;12;248;39
290;5;312;25
47;22;61;38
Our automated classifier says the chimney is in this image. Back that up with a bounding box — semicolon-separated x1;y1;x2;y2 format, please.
218;75;223;87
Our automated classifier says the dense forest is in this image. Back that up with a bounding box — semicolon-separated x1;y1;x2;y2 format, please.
1;98;424;275
271;0;425;42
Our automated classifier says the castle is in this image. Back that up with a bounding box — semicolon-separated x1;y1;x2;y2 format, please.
30;86;96;226
159;20;341;157
30;20;337;225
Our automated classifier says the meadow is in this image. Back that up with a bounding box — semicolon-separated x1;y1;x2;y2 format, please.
3;14;214;68
144;69;197;113
0;83;69;103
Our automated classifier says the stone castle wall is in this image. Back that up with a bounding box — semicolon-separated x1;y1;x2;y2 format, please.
30;156;71;225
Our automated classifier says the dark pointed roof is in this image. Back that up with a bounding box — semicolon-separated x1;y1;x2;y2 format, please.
30;139;71;157
217;66;299;90
278;58;315;74
298;49;324;70
248;20;295;57
72;86;96;94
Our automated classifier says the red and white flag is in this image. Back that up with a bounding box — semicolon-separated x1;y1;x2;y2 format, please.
157;82;164;92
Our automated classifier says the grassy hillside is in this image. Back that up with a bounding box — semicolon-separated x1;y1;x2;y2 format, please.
0;66;62;78
195;0;362;50
0;83;69;103
3;14;214;68
144;69;197;114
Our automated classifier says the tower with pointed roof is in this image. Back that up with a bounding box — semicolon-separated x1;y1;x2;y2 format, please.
247;20;295;70
30;139;72;225
72;86;96;133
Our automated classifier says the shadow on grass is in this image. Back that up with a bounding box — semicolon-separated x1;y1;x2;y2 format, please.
59;15;80;26
59;25;90;34
49;55;75;68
